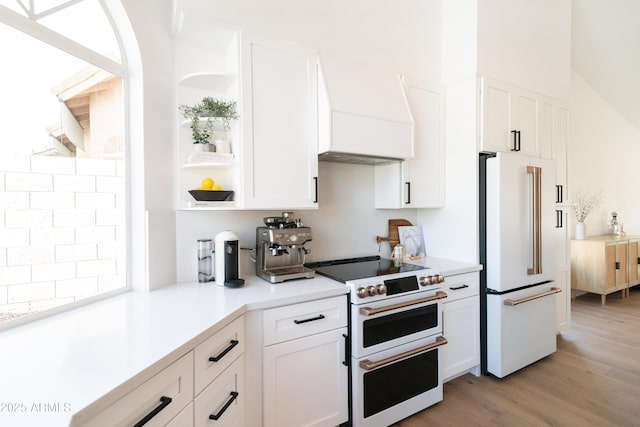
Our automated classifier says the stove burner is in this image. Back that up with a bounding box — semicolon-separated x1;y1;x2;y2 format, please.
305;255;428;283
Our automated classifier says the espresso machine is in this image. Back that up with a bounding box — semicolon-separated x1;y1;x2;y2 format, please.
256;212;315;283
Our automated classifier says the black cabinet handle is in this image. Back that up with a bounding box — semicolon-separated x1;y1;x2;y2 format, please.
313;176;318;203
208;340;239;363
510;130;521;151
209;391;239;421
405;182;411;204
293;314;325;324
637;257;640;265
616;261;621;270
450;284;469;291
133;396;172;427
556;210;563;228
556;185;564;203
342;333;349;366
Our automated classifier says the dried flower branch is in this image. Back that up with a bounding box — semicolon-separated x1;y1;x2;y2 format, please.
570;190;603;222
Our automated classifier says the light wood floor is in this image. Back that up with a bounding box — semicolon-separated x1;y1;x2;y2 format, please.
393;287;640;427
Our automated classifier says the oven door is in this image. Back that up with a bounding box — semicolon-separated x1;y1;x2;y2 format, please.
352;335;447;427
351;291;446;358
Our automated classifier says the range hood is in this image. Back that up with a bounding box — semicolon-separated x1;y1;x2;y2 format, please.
317;55;414;165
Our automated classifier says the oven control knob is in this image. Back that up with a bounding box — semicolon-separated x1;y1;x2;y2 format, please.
375;284;387;295
419;276;433;286
367;285;377;296
357;287;369;298
437;274;445;283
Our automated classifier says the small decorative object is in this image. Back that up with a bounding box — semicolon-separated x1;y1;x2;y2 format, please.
179;97;238;147
570;190;603;240
609;211;625;236
397;225;426;260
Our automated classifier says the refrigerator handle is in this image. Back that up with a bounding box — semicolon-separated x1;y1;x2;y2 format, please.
527;166;542;275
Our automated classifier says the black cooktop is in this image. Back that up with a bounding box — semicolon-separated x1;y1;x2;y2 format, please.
304;255;428;283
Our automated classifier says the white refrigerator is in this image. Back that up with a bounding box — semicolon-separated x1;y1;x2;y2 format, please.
481;151;561;378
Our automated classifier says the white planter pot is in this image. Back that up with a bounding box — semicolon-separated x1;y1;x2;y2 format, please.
575;222;586;240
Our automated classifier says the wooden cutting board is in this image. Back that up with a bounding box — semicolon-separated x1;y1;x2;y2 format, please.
376;219;412;249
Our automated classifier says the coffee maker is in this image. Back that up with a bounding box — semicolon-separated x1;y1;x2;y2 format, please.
256;212;315;283
214;230;245;287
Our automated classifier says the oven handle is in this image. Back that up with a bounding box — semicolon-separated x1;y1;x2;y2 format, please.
359;291;448;316
503;287;561;306
359;336;448;371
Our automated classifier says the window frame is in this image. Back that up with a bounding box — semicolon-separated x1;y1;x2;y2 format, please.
0;0;145;331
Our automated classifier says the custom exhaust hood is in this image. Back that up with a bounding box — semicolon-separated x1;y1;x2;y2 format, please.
317;55;415;165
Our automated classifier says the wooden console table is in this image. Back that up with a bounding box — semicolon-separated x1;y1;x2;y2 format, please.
570;234;640;305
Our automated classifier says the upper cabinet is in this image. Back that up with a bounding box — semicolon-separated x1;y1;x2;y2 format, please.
375;77;444;209
241;34;319;210
173;4;319;210
479;77;570;205
480;77;540;156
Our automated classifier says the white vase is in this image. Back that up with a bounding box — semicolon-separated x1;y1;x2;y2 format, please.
575;222;586;240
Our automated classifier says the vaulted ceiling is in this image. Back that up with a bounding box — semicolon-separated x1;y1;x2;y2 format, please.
571;0;640;131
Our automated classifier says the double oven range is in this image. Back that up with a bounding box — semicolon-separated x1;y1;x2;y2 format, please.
306;256;448;427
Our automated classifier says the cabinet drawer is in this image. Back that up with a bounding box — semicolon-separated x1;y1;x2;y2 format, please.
194;316;245;394
443;273;479;302
263;295;348;345
194;355;244;427
166;402;194;427
84;351;194;427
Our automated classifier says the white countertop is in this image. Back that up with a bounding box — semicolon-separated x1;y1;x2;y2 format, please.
0;256;480;426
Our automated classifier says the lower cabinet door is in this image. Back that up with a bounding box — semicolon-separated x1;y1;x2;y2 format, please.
194;355;244;427
83;352;194;427
442;297;480;382
263;327;349;427
166;402;194;427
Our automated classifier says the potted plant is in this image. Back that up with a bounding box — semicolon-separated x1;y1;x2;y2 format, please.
179;97;238;149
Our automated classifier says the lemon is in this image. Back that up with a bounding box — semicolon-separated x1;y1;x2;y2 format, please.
201;177;214;189
212;184;222;190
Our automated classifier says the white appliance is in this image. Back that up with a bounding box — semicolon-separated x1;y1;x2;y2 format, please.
306;256;448;426
480;152;561;378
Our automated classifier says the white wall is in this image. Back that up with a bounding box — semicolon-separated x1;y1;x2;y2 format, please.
569;72;640;237
476;0;572;100
176;0;441;81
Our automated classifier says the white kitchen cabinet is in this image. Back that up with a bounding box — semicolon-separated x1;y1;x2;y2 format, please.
480;77;540;156
194;355;244;427
375;77;445;208
262;296;349;427
166;403;194;427
540;97;570;205
194;316;245;394
555;207;571;332
173;6;318;210
441;272;480;382
241;33;319;209
83;352;194;427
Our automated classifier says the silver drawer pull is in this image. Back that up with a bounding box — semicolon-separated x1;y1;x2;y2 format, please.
359;291;447;316
359;336;448;371
503;287;561;306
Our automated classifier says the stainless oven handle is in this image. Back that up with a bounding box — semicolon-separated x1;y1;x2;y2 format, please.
503;287;561;306
359;291;448;316
359;336;448;371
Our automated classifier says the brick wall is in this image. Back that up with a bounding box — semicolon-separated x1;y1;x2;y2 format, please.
0;155;125;318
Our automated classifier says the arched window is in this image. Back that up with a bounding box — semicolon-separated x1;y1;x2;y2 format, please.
0;0;135;327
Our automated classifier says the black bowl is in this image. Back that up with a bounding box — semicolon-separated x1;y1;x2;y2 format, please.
188;190;234;202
